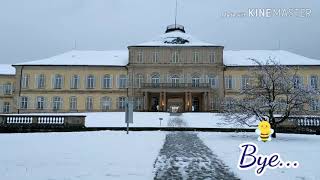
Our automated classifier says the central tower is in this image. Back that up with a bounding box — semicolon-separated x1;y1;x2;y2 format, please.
127;25;224;113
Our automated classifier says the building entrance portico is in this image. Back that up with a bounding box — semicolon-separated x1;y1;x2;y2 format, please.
143;91;207;112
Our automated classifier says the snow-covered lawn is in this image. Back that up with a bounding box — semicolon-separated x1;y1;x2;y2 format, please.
85;112;256;128
199;132;320;180
1;130;319;180
0;131;165;180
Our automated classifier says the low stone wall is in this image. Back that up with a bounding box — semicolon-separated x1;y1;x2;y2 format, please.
277;116;320;134
277;116;320;128
0;114;86;129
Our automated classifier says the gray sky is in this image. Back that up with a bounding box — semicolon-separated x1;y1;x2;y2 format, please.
0;0;319;63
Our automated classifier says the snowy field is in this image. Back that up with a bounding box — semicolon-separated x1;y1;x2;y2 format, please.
0;130;319;180
0;131;165;180
200;132;320;180
84;112;257;128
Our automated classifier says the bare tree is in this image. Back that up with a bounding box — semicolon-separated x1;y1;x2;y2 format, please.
222;58;317;138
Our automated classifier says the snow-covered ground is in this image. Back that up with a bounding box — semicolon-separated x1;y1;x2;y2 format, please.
0;130;319;180
85;112;257;128
199;132;320;180
0;131;165;180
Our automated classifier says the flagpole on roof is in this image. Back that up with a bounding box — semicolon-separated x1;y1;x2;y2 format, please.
175;0;178;28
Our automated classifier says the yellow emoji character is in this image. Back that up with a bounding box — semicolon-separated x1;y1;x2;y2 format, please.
255;120;274;142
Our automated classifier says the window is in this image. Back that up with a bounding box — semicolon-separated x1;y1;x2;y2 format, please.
3;83;12;95
86;96;93;111
153;52;159;63
225;76;234;89
52;96;62;111
241;75;250;90
293;76;302;89
37;74;45;89
22;74;29;89
171;75;180;87
208;75;217;88
135;97;144;111
209;52;215;63
70;96;77;111
101;96;112;111
137;51;143;63
102;74;112;89
172;51;179;63
193;52;200;63
86;75;95;89
118;97;126;110
71;75;80;89
36;96;45;110
192;75;200;87
53;74;63;89
36;74;45;89
119;75;127;89
310;99;319;111
151;74;160;87
3;102;10;113
310;75;318;90
136;74;144;88
20;96;28;109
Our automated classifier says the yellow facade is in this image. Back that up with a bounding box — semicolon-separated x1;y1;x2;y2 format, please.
0;63;319;113
12;66;128;113
0;75;15;113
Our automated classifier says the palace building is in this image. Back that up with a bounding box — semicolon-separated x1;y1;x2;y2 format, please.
1;24;320;113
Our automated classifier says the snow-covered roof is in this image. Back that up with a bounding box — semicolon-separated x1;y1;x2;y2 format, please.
0;64;15;75
133;30;217;47
14;50;128;66
224;50;320;66
12;49;320;67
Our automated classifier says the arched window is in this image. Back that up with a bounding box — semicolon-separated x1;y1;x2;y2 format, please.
101;96;112;111
86;75;95;89
136;74;144;88
3;82;12;95
54;74;63;89
192;75;200;87
37;74;45;89
119;75;127;89
171;75;180;87
151;74;160;87
103;74;112;89
71;75;80;89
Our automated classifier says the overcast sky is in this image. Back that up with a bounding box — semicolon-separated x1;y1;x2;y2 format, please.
0;0;319;63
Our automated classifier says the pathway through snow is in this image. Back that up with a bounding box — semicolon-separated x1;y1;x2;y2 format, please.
153;117;240;180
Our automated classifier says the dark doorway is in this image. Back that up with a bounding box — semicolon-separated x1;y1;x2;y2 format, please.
151;96;159;112
192;97;200;112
